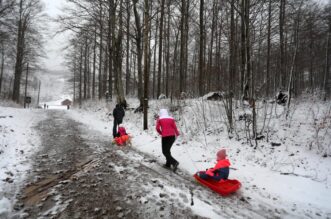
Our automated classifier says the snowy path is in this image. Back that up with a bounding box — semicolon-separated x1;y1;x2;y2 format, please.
12;110;296;218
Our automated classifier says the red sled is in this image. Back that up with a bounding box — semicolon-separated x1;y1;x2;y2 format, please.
194;174;241;196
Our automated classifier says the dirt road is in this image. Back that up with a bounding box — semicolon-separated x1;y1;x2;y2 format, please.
11;111;285;219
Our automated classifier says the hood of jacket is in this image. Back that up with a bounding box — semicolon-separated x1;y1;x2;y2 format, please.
159;109;172;119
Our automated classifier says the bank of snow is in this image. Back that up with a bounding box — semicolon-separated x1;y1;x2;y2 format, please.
68;98;331;219
0;106;44;217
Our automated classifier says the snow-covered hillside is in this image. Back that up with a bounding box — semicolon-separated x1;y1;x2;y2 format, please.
0;105;44;217
68;97;331;218
0;96;330;218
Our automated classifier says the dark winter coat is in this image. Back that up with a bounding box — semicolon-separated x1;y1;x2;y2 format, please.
113;104;125;123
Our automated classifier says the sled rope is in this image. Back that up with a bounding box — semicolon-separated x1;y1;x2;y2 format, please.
181;133;200;172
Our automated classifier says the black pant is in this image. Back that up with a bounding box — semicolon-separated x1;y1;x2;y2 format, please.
162;136;178;167
113;119;122;138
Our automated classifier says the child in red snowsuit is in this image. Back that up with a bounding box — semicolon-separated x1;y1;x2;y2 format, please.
198;149;230;181
114;125;130;146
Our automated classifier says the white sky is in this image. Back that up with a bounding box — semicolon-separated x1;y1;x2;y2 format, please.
42;0;69;72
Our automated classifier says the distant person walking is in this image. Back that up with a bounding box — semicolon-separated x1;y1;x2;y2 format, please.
44;103;46;109
113;104;125;138
156;109;180;172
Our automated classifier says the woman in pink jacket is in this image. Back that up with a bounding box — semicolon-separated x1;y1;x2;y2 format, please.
156;109;180;172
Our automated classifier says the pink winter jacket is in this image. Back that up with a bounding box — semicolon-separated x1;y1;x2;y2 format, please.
156;118;180;137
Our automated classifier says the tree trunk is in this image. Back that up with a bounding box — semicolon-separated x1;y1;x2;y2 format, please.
84;37;88;100
240;0;246;99
266;0;272;97
286;1;302;118
73;61;76;103
125;0;131;96
92;25;97;99
98;3;104;99
227;0;236;134
143;0;150;130
23;63;28;109
279;0;286;89
0;49;4;95
157;0;165;98
108;0;114;100
165;0;171;97
198;0;204;96
323;26;330;101
179;0;188;94
114;0;126;105
12;0;25;103
133;0;143;107
79;45;83;108
152;13;159;99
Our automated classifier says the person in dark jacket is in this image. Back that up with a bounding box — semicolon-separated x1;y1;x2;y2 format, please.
113;104;125;138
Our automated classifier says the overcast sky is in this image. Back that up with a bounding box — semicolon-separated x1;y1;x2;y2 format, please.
42;0;68;72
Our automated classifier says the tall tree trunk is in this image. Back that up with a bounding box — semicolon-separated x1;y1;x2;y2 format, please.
179;0;188;94
152;13;159;99
84;37;88;100
92;25;97;99
114;0;126;105
165;0;171;97
279;0;286;89
108;0;114;100
0;49;4;95
23;63;28;109
79;45;83;108
266;0;272;97
73;61;76;103
286;2;302;118
133;0;143;106
198;0;204;96
125;0;131;96
207;0;217;91
245;0;251;99
323;25;330;101
157;0;165;98
227;0;236;134
308;16;315;93
240;0;246;99
12;0;25;103
143;0;150;130
98;3;104;99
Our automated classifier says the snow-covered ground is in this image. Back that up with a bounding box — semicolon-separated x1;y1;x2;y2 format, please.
68;97;331;218
1;96;330;218
0;105;45;217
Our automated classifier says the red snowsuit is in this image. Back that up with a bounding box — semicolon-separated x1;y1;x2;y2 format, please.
114;127;130;146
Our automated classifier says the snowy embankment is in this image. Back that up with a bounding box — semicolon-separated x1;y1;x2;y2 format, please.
0;105;44;217
68;97;331;218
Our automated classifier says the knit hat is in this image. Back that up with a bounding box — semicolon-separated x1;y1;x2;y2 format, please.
216;149;227;160
159;109;172;119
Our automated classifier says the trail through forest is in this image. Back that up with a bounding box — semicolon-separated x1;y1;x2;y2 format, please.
10;110;288;219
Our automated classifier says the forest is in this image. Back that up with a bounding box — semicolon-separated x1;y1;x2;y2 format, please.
0;0;330;130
